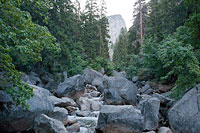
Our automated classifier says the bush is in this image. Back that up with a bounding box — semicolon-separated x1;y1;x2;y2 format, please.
142;35;200;98
125;54;143;79
158;36;200;98
0;0;59;108
0;45;33;108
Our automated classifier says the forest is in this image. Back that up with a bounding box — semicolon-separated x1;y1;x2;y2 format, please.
113;0;200;98
0;0;200;107
0;0;112;107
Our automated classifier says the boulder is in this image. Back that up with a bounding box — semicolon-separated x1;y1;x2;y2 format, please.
103;76;137;105
139;82;151;94
66;123;80;132
40;72;53;84
113;70;126;78
44;81;59;92
34;114;68;133
77;97;91;111
0;90;12;103
168;84;200;133
96;105;144;133
137;95;160;131
99;67;105;75
91;100;101;111
158;127;172;133
76;111;91;117
50;96;77;107
48;107;68;125
28;72;42;85
77;96;102;112
83;68;103;85
68;116;98;132
152;93;174;125
56;74;85;100
0;85;54;132
92;77;104;88
104;88;123;105
80;127;89;133
152;93;173;105
21;74;32;84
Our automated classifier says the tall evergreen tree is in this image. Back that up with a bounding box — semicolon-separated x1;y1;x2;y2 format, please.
82;0;100;62
113;28;128;70
98;0;110;59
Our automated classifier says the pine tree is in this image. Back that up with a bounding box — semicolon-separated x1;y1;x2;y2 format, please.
98;0;110;59
113;28;128;70
82;0;101;63
134;0;146;46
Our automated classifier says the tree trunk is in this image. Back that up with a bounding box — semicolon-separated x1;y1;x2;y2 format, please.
139;0;143;46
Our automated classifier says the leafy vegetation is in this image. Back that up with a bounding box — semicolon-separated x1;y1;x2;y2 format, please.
113;0;200;98
0;0;111;107
0;0;59;108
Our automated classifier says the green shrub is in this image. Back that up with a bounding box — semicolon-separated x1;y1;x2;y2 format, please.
125;54;143;79
158;36;200;98
0;0;59;108
0;45;33;108
142;35;200;98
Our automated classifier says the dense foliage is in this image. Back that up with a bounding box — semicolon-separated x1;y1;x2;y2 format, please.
0;0;111;107
113;0;200;98
0;0;60;107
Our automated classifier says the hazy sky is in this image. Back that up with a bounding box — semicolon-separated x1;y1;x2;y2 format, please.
78;0;137;29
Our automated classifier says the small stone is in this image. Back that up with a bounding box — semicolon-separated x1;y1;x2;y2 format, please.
91;101;101;111
76;111;90;117
158;127;172;133
66;123;80;132
90;91;101;97
132;76;138;83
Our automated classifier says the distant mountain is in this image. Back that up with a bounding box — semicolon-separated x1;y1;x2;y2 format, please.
107;14;126;61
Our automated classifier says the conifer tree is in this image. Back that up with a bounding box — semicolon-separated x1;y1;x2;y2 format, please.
113;28;128;70
82;0;101;63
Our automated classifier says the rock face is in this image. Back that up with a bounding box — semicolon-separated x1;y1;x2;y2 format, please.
34;114;68;133
168;84;200;133
96;105;144;133
103;76;137;105
56;74;85;100
107;14;126;60
0;85;54;132
107;14;126;44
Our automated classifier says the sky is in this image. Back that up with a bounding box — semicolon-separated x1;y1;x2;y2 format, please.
105;0;136;29
78;0;137;29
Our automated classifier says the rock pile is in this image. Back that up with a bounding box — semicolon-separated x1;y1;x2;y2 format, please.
0;68;199;133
